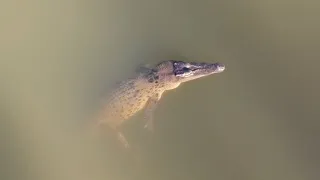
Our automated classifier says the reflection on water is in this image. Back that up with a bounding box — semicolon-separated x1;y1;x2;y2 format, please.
1;0;320;180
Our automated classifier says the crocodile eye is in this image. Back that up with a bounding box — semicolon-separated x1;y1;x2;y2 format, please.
182;67;190;72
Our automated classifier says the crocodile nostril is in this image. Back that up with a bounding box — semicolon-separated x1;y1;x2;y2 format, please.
214;63;225;72
218;65;225;71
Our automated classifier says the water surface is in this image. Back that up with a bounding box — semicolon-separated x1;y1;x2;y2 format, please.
1;0;320;180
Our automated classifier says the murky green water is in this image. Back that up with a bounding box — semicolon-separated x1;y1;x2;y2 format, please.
1;0;320;180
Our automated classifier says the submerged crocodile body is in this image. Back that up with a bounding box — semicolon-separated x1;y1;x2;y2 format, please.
94;60;225;148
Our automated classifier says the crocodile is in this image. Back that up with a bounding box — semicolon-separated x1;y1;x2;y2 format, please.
93;60;225;149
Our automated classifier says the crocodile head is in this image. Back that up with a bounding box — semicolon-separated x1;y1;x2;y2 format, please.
155;60;225;84
171;60;225;82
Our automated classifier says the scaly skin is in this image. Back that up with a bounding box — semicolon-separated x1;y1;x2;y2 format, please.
93;60;225;148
